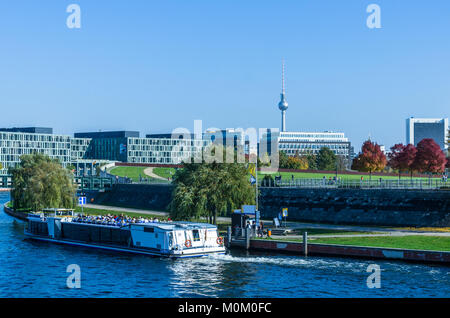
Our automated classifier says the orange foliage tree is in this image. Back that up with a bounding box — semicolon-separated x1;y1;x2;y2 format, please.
351;140;387;179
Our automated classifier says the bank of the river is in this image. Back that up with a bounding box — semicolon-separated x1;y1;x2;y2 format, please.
250;238;450;264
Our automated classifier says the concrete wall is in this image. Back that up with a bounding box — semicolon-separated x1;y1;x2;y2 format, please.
259;188;450;227
91;184;174;211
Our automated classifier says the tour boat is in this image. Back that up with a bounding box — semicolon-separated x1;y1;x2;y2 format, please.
24;212;226;258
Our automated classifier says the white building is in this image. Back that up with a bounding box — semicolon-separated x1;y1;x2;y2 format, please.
406;117;448;150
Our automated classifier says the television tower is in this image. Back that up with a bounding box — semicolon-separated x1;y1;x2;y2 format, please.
278;60;288;132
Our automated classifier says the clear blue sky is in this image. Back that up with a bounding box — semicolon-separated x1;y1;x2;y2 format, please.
0;0;449;149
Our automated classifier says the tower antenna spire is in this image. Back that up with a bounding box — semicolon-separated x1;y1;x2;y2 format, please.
282;58;285;95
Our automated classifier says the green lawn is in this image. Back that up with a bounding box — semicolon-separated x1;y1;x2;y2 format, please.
153;167;177;179
310;235;450;251
109;165;433;182
109;166;153;182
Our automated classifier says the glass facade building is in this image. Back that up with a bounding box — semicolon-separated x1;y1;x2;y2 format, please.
406;117;448;151
0;130;72;175
74;131;211;165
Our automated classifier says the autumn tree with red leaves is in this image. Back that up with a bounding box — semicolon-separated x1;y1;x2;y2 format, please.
351;140;387;179
388;143;417;179
412;138;446;175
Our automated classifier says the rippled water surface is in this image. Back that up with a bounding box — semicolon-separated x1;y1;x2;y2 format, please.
0;192;448;298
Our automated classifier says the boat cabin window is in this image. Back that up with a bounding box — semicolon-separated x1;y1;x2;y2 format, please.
168;232;173;248
144;227;154;233
192;229;200;242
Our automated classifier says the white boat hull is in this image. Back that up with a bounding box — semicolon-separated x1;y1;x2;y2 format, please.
24;231;226;258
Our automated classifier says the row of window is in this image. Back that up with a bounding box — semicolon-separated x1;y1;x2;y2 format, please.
280;133;346;139
128;138;209;147
279;143;349;150
0;133;70;142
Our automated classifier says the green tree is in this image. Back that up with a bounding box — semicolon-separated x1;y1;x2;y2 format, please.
169;147;255;225
316;147;337;170
0;162;3;170
9;153;77;211
278;151;290;169
305;153;318;170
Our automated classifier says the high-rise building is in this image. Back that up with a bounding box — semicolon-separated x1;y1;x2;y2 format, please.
406;117;448;150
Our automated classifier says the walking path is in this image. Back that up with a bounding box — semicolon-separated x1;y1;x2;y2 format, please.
84;204;230;222
143;167;166;180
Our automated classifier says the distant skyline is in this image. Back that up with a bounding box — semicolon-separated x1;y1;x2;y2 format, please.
0;0;449;150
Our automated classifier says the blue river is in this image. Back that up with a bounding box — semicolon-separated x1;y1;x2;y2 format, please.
0;192;448;298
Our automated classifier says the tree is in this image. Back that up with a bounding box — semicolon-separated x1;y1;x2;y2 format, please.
412;138;446;175
305;153;318;170
169;147;255;224
388;143;417;179
278;151;309;170
316;147;337;171
351;140;387;179
257;152;271;167
336;156;347;171
9;153;77;211
278;151;290;169
0;162;2;170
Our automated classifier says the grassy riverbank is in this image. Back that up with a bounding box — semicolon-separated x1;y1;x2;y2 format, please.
259;235;450;252
310;236;450;251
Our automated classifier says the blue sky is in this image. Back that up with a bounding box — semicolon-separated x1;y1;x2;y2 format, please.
0;0;449;149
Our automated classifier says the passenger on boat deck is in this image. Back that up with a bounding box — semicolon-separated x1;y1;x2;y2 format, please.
72;214;167;226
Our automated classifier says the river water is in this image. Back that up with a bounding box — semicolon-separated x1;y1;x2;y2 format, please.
0;192;448;298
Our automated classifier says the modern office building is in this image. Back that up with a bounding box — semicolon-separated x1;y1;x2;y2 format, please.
0;127;109;176
76;131;210;165
0;128;72;175
406;117;448;151
260;130;352;164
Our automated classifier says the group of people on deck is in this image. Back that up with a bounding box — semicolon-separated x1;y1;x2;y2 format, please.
72;214;172;227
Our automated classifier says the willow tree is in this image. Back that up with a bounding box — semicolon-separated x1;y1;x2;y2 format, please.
9;153;77;211
169;146;255;224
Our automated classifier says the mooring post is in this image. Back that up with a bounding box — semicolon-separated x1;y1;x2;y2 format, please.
303;231;308;256
227;226;231;248
245;228;250;250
